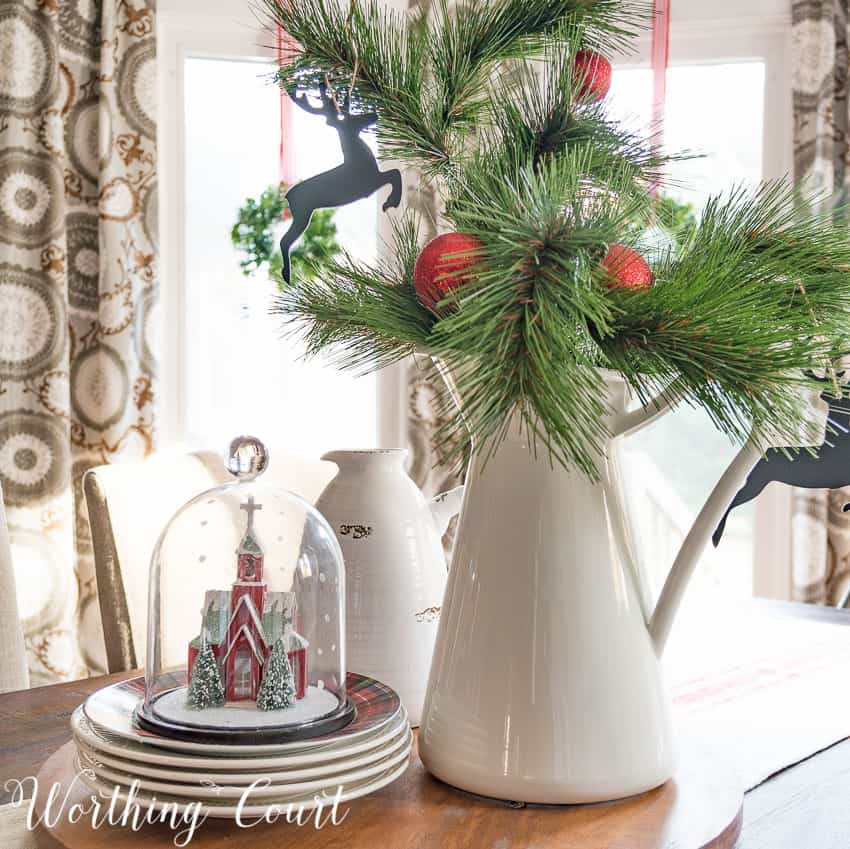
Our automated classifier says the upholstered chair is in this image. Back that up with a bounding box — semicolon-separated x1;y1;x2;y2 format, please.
0;482;29;693
84;450;336;673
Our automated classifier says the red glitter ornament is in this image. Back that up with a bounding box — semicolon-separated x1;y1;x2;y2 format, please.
602;245;653;290
574;50;612;104
413;233;484;311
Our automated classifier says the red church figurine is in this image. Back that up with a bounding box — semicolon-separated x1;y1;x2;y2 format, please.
187;495;308;702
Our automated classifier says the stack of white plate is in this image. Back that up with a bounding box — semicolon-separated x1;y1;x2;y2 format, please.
72;673;411;817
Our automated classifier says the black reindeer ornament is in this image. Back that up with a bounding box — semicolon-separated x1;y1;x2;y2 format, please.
279;83;402;284
713;374;850;546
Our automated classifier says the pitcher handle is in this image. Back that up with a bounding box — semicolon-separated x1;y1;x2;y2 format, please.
612;383;683;438
648;439;763;656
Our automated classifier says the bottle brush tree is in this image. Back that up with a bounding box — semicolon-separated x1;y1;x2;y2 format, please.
264;0;850;477
187;636;225;709
257;636;296;711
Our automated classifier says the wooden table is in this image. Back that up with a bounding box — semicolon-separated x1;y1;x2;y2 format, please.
3;601;850;848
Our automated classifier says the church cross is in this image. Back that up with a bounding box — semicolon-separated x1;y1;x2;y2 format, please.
240;495;263;531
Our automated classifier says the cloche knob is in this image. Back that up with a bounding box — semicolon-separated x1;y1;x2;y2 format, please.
225;435;269;480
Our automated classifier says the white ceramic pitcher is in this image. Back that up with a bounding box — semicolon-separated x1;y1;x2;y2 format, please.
418;368;819;804
316;449;464;725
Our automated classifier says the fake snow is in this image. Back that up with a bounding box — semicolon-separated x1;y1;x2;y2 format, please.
152;685;340;729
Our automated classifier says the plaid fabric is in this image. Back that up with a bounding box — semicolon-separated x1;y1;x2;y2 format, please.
94;671;401;744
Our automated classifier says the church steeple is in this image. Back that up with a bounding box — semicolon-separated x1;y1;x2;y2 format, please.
236;495;264;581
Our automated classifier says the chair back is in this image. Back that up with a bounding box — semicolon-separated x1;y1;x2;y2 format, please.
0;482;29;693
84;450;336;672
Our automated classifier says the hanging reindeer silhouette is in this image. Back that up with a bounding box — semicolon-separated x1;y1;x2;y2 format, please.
279;82;403;283
713;373;850;546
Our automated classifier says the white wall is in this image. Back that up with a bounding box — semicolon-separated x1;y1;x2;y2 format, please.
159;0;792;41
159;0;266;18
673;0;788;23
619;0;790;61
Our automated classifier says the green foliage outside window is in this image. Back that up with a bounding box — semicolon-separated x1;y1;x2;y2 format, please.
231;182;340;288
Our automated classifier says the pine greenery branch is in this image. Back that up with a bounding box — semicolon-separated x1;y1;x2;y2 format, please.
273;183;850;475
261;0;650;175
272;4;435;170
261;0;445;171
597;183;850;447
477;33;682;194
422;1;647;149
428;150;649;471
274;216;433;372
264;0;850;476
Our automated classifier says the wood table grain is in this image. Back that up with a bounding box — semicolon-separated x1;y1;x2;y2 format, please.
2;600;850;848
30;735;742;849
0;671;132;805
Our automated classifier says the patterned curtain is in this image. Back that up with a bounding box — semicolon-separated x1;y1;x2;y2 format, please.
403;172;461;500
0;0;158;683
791;0;850;605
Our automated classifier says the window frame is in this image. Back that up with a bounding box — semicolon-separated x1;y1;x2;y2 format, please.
233;647;252;696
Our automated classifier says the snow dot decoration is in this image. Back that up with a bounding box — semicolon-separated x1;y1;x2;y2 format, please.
138;435;351;744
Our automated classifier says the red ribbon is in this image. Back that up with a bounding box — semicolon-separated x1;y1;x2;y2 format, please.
277;27;296;186
650;0;670;195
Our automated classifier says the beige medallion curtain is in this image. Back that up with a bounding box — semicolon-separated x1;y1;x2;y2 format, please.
403;162;462;501
0;0;157;683
791;0;850;604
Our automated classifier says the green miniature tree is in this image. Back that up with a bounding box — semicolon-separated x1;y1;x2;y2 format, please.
257;636;296;711
187;636;225;709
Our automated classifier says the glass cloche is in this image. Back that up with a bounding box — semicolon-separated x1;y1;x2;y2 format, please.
137;436;351;743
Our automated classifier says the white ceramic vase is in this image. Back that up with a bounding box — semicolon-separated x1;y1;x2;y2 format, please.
315;449;463;725
418;369;772;804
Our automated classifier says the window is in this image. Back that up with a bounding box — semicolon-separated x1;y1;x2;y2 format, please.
607;61;766;605
233;647;252;697
608;9;793;603
159;1;795;601
242;555;256;579
607;63;766;208
159;13;381;461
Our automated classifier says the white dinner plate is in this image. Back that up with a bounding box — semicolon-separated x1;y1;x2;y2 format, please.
77;731;412;800
74;721;410;785
76;746;411;818
83;673;402;756
72;705;409;769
